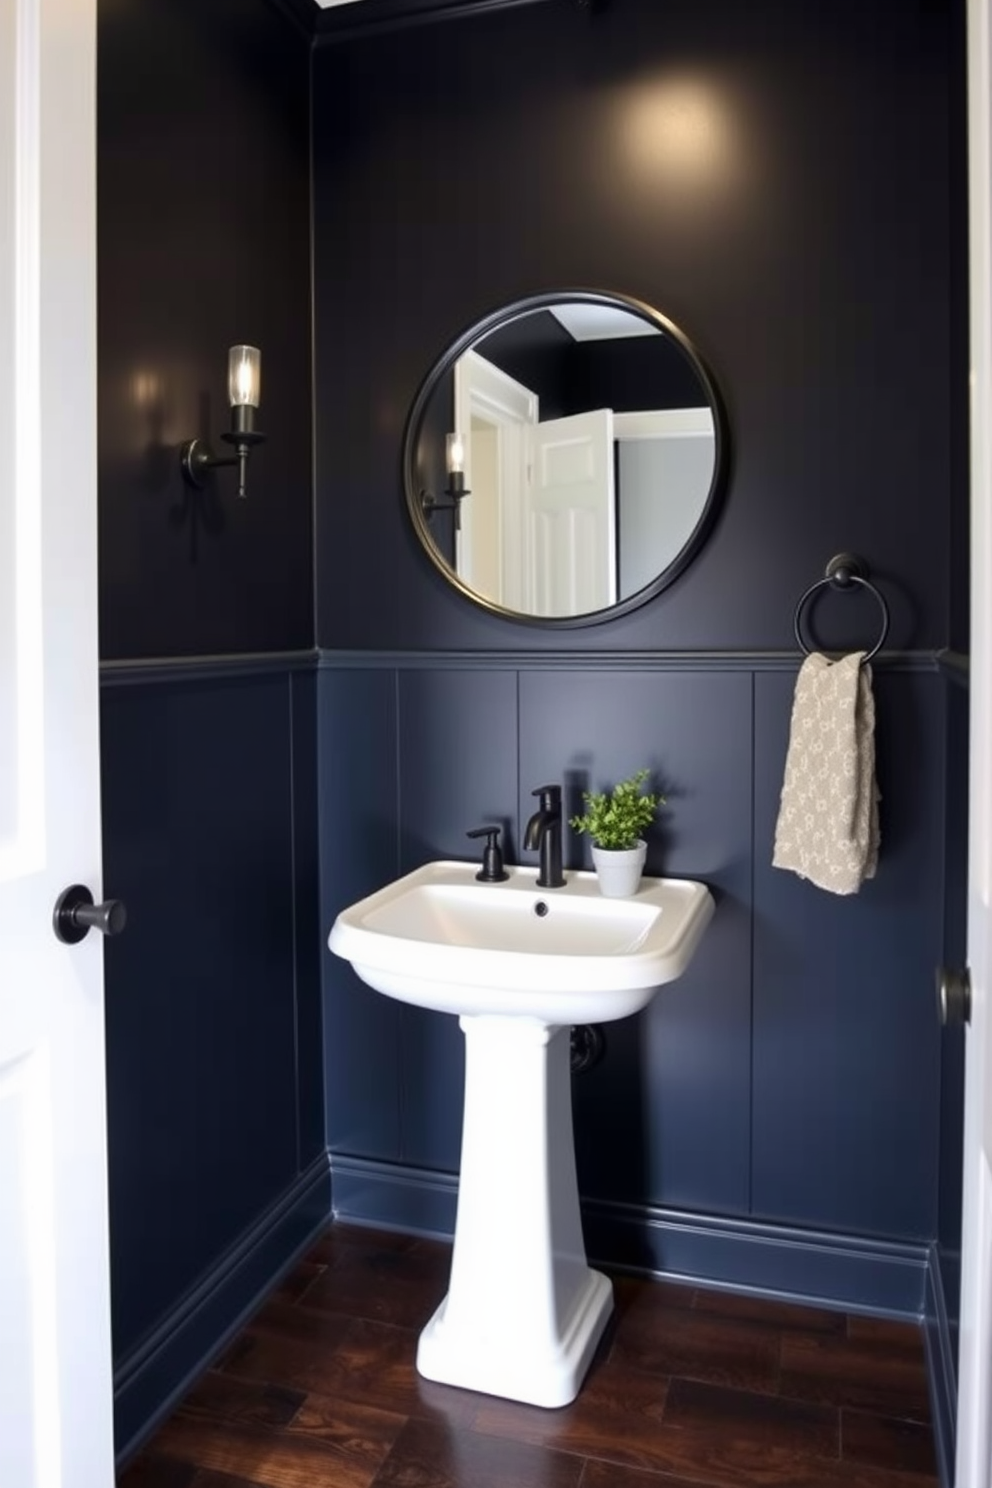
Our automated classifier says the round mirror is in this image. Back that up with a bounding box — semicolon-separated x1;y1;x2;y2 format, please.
403;290;728;626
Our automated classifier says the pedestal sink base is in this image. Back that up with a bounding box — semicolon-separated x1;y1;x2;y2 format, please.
417;1266;613;1409
414;1014;613;1407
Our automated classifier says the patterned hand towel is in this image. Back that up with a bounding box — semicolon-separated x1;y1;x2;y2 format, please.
772;651;879;895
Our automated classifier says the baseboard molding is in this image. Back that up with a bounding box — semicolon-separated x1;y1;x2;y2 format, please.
583;1198;927;1319
329;1154;928;1318
924;1243;958;1488
331;1153;460;1236
114;1151;332;1467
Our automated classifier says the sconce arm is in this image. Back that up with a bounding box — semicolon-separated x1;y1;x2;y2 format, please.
180;428;266;500
421;492;462;515
421;473;471;519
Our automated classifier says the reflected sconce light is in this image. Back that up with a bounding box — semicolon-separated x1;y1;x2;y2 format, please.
180;345;266;499
421;433;471;528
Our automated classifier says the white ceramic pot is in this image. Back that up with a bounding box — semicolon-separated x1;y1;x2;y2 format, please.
590;840;647;898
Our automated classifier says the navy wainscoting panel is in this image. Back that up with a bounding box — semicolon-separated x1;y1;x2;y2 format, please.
752;669;943;1241
397;668;520;872
320;656;939;1313
102;672;302;1357
320;668;403;1160
518;669;753;1218
101;662;329;1460
396;667;520;1172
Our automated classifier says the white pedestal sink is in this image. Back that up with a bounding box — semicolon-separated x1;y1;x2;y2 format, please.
329;861;714;1408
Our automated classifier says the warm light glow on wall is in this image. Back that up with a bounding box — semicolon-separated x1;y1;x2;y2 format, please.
131;370;163;411
617;76;740;191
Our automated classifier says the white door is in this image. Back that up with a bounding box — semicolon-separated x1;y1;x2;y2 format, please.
525;409;617;616
454;350;538;605
958;2;992;1484
0;0;115;1485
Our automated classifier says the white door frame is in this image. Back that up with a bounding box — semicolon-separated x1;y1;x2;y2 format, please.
957;2;992;1484
0;0;114;1484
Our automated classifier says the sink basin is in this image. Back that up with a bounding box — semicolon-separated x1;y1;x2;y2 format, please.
328;859;714;1411
329;860;714;1023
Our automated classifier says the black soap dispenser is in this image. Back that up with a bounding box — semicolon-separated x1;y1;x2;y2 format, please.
466;825;510;883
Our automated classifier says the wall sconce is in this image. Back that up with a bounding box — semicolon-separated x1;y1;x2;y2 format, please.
180;345;266;499
421;433;471;528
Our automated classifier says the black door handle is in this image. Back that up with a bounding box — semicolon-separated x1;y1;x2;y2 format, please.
53;884;127;944
937;965;971;1027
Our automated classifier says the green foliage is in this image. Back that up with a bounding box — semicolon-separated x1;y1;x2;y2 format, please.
569;769;664;852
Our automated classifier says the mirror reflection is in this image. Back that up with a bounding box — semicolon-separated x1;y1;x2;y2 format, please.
404;293;727;625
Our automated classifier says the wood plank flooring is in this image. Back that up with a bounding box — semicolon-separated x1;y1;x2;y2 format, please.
119;1224;939;1488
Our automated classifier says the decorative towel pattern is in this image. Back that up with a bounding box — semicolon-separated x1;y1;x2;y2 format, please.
772;651;879;895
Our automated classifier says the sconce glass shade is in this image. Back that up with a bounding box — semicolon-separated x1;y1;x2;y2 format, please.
228;345;261;408
446;431;466;475
181;343;266;499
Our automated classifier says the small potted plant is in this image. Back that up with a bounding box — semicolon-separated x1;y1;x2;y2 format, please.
569;769;665;898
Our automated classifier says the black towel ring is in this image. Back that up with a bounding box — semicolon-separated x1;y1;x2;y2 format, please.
792;553;890;663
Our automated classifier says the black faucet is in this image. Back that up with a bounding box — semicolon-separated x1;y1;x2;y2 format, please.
524;784;565;889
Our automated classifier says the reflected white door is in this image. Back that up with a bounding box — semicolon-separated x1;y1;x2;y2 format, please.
454;350;538;606
0;0;114;1485
525;409;617;616
958;3;992;1484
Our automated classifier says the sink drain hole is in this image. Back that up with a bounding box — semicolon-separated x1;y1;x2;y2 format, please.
534;901;550;917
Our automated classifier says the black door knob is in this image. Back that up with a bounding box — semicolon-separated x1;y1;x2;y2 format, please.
937;965;972;1026
53;884;127;945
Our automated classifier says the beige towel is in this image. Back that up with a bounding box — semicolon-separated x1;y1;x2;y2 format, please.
773;651;879;895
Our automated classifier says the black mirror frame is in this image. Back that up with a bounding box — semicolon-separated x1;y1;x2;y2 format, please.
402;288;729;628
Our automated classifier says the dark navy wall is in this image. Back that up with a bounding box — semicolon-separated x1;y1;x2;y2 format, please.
96;0;321;1460
313;0;967;1326
312;0;961;653
98;0;313;661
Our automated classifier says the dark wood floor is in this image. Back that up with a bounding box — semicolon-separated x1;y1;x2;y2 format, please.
119;1223;939;1488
